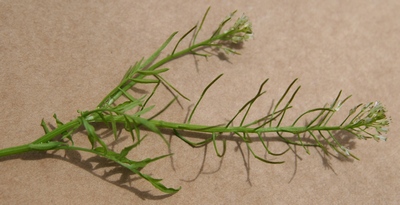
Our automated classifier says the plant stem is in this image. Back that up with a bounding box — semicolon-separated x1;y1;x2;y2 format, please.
0;9;390;194
96;34;224;108
0;119;81;157
32;119;81;144
0;144;32;157
90;113;346;135
145;119;344;134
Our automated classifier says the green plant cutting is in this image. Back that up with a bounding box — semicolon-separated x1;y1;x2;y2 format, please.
0;8;390;194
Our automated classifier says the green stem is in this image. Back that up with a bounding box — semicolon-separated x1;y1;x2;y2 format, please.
91;114;346;135
151;119;343;134
0;119;81;157
0;144;32;157
0;31;225;159
96;34;224;108
32;119;81;144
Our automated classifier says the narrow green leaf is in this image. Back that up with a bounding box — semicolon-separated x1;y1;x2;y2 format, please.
81;118;96;149
148;96;177;120
211;9;237;38
131;78;160;84
114;97;144;113
137;68;169;75
53;114;75;144
192;7;210;46
108;112;118;140
234;132;251;143
296;133;310;154
81;118;107;151
119;135;147;159
155;74;190;101
123;114;136;142
188;74;223;123
276;85;301;127
130;154;172;169
308;131;326;152
172;25;197;55
141;32;178;69
226;79;267;128
140;172;181;194
94;147;106;154
53;113;64;126
40;119;50;134
246;142;284;164
212;133;226;157
270;78;298;127
118;87;138;102
134;117;160;134
240;79;269;126
122;57;144;81
291;108;332;127
112;154;180;194
256;133;289;157
133;105;155;117
142;82;160;110
173;129;212;147
244;106;290;128
320;91;342;126
134;117;169;146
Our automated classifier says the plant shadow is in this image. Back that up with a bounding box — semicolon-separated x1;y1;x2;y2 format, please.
0;146;174;200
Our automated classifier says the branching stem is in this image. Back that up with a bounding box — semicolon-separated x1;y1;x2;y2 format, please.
0;8;390;194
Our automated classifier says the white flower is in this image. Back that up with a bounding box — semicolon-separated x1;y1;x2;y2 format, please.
222;14;253;44
349;101;390;141
376;135;387;141
340;146;350;156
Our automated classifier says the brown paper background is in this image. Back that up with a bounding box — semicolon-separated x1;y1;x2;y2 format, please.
1;1;399;204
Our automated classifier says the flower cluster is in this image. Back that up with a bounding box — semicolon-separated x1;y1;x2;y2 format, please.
350;101;390;141
222;14;253;44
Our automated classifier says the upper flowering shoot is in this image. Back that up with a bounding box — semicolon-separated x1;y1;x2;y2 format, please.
221;14;253;44
210;11;253;55
346;101;390;141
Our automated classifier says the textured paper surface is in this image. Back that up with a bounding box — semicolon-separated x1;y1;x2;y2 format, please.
1;1;399;204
